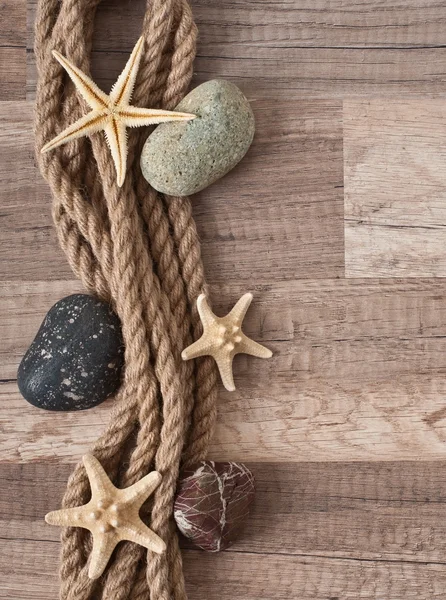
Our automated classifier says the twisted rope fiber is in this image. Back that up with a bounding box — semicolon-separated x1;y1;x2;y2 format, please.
34;1;219;598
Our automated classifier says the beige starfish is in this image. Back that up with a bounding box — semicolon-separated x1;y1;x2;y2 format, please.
182;293;272;392
45;454;165;579
41;37;195;186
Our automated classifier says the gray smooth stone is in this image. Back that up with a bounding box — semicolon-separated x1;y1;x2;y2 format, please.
140;80;255;196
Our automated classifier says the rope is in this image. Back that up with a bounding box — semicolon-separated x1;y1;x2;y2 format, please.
34;1;219;598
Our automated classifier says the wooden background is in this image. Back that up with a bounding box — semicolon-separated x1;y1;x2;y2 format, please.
2;0;446;598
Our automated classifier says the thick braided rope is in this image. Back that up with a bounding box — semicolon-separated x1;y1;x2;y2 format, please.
34;0;219;599
90;107;189;600
36;2;135;597
151;0;218;472
67;3;189;597
136;5;218;596
118;6;214;596
36;0;112;301
36;4;114;597
155;0;218;469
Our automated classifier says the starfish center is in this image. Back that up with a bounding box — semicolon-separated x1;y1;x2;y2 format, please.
216;323;243;351
90;500;122;531
44;455;165;579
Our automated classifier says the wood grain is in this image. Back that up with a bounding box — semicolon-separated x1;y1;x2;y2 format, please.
4;543;445;600
2;0;446;598
27;0;446;52
2;462;446;599
0;49;26;100
345;99;446;277
184;554;446;600
0;99;344;283
25;0;446;100
0;0;26;99
26;47;446;102
0;103;68;280
1;0;26;47
3;279;446;462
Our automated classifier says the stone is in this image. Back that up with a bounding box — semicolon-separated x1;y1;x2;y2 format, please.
140;80;255;196
17;294;124;411
174;461;255;552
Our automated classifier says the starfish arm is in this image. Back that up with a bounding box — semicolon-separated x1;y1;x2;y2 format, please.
103;118;128;187
215;354;236;392
196;294;217;328
239;334;273;359
83;454;117;499
109;37;144;106
52;50;109;110
181;335;214;361
88;532;118;579
120;522;166;554
228;293;253;324
45;506;88;529
118;106;195;128
122;471;162;506
41;110;109;153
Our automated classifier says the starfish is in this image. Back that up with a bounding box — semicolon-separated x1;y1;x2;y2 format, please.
45;454;165;579
40;37;195;187
182;293;272;391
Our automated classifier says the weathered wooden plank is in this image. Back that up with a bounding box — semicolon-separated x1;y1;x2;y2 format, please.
3;279;446;462
0;539;59;600
0;0;26;102
0;102;73;281
0;0;26;100
3;461;446;561
184;553;446;600
0;99;344;283
192;0;446;50
26;45;446;102
1;462;446;599
0;381;114;462
26;0;446;99
27;0;446;53
4;538;445;600
196;98;344;282
345;99;446;277
0;0;26;47
0;281;84;380
6;374;446;463
0;49;26;100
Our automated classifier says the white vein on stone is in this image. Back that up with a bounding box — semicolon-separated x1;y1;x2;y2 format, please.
174;462;255;552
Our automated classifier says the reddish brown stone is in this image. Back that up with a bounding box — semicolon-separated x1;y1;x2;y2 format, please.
174;461;255;552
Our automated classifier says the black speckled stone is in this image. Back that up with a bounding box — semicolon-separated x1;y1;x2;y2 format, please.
17;294;124;411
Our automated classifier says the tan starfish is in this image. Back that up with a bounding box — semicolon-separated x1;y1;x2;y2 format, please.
45;454;165;579
41;37;195;186
182;293;272;391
